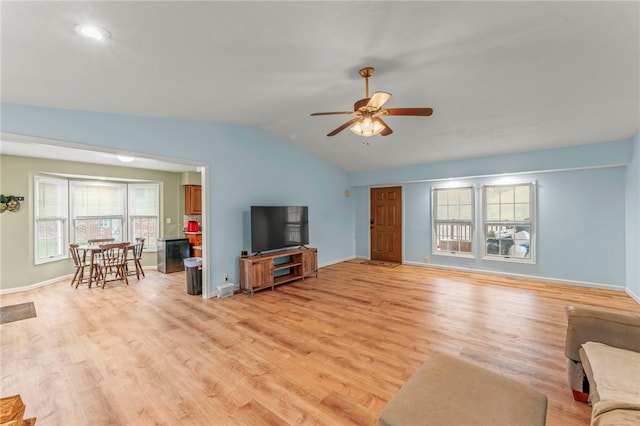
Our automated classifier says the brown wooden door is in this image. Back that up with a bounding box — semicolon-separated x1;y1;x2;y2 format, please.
370;186;402;262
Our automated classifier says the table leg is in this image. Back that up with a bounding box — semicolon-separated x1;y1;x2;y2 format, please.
88;250;96;288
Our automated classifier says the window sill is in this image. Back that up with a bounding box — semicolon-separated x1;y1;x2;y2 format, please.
432;251;475;259
482;255;535;264
34;254;68;265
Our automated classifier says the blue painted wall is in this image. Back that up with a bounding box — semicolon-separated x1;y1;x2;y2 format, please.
350;139;634;188
1;103;354;293
626;133;640;300
352;139;634;289
3;102;637;295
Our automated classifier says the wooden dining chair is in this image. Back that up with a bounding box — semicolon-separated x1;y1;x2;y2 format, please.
69;244;92;288
94;242;129;289
126;238;145;279
87;238;115;264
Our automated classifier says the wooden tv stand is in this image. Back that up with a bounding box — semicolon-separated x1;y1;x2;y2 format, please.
239;247;317;295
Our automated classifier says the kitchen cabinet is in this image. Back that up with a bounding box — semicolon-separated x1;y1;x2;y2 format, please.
185;185;202;215
185;233;202;246
184;232;202;258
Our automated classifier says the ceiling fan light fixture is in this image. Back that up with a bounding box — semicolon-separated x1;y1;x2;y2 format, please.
350;117;385;137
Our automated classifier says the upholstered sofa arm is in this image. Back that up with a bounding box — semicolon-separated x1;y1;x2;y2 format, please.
564;305;640;400
565;306;640;361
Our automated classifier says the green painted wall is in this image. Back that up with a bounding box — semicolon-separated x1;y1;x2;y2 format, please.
0;154;183;290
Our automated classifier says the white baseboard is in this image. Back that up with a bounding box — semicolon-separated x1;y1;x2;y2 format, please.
403;260;627;292
2;261;634;298
626;287;640;304
320;256;357;267
0;266;160;295
0;274;75;295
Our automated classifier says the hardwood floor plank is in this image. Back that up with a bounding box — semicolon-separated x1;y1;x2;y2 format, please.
1;262;638;425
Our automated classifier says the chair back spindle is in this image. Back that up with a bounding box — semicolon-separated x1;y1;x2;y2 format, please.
95;242;129;288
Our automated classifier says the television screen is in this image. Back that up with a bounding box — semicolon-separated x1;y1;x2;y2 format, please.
251;206;309;253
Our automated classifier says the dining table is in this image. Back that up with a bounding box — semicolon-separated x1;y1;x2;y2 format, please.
79;243;137;288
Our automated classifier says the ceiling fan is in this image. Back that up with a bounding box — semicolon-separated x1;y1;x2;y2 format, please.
310;67;433;137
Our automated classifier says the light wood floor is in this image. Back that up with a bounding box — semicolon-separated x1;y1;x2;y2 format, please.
1;262;638;425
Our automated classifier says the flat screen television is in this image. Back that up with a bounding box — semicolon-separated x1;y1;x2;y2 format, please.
251;206;309;254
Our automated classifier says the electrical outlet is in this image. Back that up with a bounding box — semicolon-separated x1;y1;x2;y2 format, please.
468;262;474;269
166;217;171;224
424;256;429;263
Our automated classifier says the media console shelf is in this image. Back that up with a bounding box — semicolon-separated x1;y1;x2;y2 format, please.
239;247;317;295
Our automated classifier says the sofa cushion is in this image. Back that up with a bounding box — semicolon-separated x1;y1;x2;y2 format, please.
591;400;640;426
581;342;640;405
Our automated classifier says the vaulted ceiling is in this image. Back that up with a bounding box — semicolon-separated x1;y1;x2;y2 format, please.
1;1;638;172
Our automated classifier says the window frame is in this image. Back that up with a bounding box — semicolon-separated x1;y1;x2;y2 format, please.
70;180;127;244
431;185;475;257
481;181;536;263
128;183;160;251
33;176;161;264
33;175;69;265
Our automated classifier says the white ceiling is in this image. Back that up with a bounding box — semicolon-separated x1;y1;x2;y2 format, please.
1;1;638;173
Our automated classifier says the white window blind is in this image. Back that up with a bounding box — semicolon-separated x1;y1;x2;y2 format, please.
34;175;69;264
70;181;126;244
128;183;159;250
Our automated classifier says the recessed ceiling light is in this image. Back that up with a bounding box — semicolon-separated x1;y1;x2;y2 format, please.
117;154;135;163
75;24;111;41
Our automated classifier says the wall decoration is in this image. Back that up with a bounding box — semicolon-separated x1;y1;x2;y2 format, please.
0;195;24;213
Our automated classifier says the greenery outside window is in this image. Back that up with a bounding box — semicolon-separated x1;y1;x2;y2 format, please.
432;186;475;255
482;182;535;262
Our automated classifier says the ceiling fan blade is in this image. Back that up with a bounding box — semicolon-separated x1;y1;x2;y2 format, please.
376;118;393;136
367;91;392;109
327;118;359;136
384;107;433;116
310;111;354;116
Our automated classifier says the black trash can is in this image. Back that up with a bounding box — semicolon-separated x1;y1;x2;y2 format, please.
184;257;202;295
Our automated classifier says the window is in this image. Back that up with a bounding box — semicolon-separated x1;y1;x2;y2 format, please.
70;181;126;244
34;176;69;264
482;182;535;262
128;183;159;250
432;186;474;255
33;177;160;263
